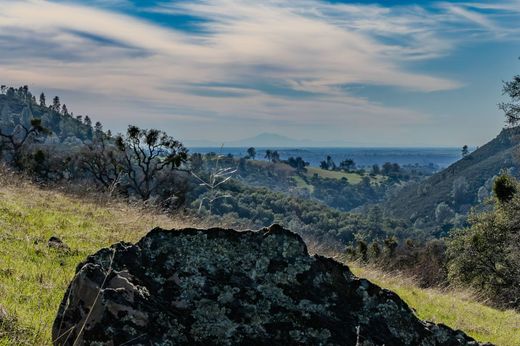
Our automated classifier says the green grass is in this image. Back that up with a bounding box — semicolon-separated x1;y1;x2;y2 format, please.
0;179;194;345
348;264;520;346
0;178;518;345
292;175;315;193
304;167;385;185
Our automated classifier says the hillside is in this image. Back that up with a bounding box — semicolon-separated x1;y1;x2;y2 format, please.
0;175;518;345
0;89;93;143
385;127;520;224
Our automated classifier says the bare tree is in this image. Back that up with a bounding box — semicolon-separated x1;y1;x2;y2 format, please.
81;129;123;189
115;125;188;200
0;118;44;168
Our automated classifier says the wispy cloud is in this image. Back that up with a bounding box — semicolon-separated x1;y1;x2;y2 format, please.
0;0;516;143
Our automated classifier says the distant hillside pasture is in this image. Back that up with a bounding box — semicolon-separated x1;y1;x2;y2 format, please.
305;166;385;185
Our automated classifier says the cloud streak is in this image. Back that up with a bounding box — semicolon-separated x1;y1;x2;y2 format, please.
0;0;516;143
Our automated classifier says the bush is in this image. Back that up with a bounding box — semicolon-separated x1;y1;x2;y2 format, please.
447;174;520;309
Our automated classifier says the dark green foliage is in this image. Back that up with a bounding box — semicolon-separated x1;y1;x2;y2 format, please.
461;145;469;157
385;126;520;229
448;174;520;309
339;159;356;172
188;174;412;246
39;93;46;107
493;174;517;203
246;147;256;159
347;237;448;287
499;74;520;126
285;156;307;173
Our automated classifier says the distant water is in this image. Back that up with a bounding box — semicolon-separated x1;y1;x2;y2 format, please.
189;147;461;169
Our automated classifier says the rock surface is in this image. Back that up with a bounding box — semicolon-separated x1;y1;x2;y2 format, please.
53;225;486;345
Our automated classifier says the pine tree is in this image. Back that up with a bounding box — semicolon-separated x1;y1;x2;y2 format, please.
39;93;46;107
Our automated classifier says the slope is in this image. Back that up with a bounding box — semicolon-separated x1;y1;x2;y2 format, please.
385;126;520;223
0;174;518;344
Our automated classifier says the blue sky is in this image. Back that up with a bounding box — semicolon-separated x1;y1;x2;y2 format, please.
0;0;519;146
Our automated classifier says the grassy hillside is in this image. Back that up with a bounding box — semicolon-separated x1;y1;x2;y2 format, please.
0;176;518;345
304;166;385;185
386;127;520;222
0;175;207;345
349;265;520;346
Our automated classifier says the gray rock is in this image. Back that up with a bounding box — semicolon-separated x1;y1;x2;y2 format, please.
53;225;489;346
48;236;69;251
0;304;7;321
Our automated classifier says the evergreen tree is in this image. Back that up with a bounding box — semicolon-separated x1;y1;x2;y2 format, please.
462;145;469;157
52;96;60;112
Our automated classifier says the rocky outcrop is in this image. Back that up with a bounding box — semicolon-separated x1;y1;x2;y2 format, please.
53;225;487;345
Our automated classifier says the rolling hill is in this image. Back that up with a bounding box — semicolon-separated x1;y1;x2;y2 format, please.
385;126;520;224
0;174;519;345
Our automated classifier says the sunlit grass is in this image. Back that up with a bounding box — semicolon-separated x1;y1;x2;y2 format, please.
304;167;385;185
0;179;195;344
348;264;520;346
0;176;517;345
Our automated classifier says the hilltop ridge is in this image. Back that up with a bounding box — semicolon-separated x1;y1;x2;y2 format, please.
385;126;520;224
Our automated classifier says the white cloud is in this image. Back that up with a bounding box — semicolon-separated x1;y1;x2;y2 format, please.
0;0;515;143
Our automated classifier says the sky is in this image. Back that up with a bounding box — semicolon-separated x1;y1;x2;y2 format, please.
0;0;519;147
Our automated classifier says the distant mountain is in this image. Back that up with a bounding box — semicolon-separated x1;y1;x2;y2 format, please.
185;132;360;148
385;127;520;224
228;132;312;147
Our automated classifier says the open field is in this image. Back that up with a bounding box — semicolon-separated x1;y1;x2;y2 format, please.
304;166;385;185
0;177;517;345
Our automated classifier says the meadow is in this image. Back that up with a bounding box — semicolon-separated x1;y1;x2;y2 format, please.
0;175;518;345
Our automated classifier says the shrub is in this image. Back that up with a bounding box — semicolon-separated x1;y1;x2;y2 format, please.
448;174;520;309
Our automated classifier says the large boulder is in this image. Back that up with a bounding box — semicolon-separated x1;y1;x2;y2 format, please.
53;225;486;345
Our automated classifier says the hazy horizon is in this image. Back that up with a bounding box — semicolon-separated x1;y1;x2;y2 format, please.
1;0;519;146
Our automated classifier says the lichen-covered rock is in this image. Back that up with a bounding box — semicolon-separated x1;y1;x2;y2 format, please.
53;225;488;345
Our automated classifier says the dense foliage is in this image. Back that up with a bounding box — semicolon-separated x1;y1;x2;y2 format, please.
447;174;520;309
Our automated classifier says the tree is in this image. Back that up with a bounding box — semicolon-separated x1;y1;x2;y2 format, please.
94;121;103;133
493;174;517;203
115;125;188;200
319;160;328;170
447;174;520;308
0;118;45;168
84;116;92;127
61;104;69;116
246;147;256;160
326;155;335;170
499;72;520;126
52;96;61;112
22;85;29;100
0;85;6;94
271;150;280;162
451;176;470;205
339;159;356;172
462;145;469;157
81;129;123;189
264;149;272;161
435;202;455;225
287;156;307;173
